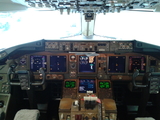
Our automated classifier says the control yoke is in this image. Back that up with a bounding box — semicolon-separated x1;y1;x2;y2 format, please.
9;67;45;90
32;68;45;86
133;69;160;94
132;69;148;88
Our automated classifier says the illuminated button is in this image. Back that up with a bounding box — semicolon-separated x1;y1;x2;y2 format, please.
0;101;4;108
47;75;50;79
58;75;63;79
2;86;5;89
5;90;8;93
0;76;3;80
5;85;9;89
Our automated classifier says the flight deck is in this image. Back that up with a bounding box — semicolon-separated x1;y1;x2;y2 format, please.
0;40;160;120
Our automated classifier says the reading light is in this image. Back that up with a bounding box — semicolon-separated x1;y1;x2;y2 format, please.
0;0;28;12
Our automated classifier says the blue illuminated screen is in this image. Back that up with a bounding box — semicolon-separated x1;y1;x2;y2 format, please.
30;55;47;72
79;79;96;93
79;56;96;73
50;56;66;72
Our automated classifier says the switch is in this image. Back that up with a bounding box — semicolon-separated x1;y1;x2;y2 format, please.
2;85;5;89
94;46;97;51
66;115;71;120
47;75;50;79
92;116;96;120
0;101;4;108
75;115;82;120
84;116;88;120
63;45;65;50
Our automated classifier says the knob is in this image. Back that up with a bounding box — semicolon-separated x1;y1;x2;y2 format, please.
0;101;4;108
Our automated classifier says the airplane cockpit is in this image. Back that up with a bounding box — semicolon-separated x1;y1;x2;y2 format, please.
1;0;160;120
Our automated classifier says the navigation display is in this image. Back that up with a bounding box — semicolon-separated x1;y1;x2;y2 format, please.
65;81;76;88
50;56;67;72
79;79;96;93
30;55;47;72
79;56;96;73
99;81;110;88
129;56;146;73
108;56;126;73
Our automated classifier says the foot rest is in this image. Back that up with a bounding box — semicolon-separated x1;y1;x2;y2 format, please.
14;109;40;120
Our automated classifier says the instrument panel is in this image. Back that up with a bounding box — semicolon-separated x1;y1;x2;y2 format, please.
62;78;113;99
2;40;160;120
15;52;160;81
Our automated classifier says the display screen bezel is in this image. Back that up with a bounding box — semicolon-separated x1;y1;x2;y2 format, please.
64;81;76;88
78;78;96;93
78;55;97;74
49;55;67;73
99;81;111;89
128;56;146;73
108;56;126;73
30;55;47;72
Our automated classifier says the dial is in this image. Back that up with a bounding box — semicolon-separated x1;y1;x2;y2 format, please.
33;58;42;64
70;63;76;69
30;55;47;72
20;57;26;65
70;55;76;61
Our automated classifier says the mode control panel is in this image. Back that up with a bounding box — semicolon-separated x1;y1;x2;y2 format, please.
45;41;133;52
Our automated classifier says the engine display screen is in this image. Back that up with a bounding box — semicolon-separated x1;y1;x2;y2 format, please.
50;56;66;72
79;79;96;93
65;81;76;88
79;56;96;73
108;56;126;73
129;56;146;73
99;81;110;88
30;55;47;72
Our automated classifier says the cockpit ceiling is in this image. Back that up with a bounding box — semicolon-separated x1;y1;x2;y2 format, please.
25;0;160;14
0;0;160;13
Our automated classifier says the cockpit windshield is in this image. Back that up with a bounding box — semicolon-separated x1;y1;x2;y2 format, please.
0;10;81;49
95;12;160;44
1;9;160;50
